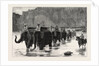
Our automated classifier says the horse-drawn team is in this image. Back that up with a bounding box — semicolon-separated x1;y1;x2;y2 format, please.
15;24;87;54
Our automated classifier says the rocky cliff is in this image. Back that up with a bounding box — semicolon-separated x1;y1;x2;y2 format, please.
13;7;87;32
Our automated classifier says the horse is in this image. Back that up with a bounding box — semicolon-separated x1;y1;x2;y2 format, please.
76;36;87;49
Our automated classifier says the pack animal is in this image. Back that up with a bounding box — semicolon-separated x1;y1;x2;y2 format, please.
76;36;87;49
15;27;36;54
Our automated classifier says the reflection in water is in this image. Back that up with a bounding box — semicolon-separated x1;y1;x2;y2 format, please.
13;31;87;58
26;53;38;57
14;50;24;56
76;48;86;56
14;47;86;57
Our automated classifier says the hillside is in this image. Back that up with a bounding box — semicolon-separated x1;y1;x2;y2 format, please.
13;13;21;32
13;7;87;32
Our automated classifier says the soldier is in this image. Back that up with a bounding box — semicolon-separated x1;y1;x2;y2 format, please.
23;24;28;32
80;33;84;39
36;24;40;31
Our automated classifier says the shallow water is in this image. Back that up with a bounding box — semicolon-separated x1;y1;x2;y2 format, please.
12;31;87;57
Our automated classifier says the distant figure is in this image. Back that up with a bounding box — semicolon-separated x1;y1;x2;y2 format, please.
80;34;84;39
42;21;45;27
61;28;67;41
73;30;76;37
36;24;40;31
23;24;28;32
71;30;76;39
67;30;71;41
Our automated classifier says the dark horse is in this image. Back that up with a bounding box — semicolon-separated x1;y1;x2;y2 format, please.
76;36;87;49
15;27;36;54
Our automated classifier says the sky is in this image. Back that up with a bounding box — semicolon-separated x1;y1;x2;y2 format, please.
13;7;36;15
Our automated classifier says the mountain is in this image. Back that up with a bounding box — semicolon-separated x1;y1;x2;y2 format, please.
13;13;21;32
13;7;87;32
